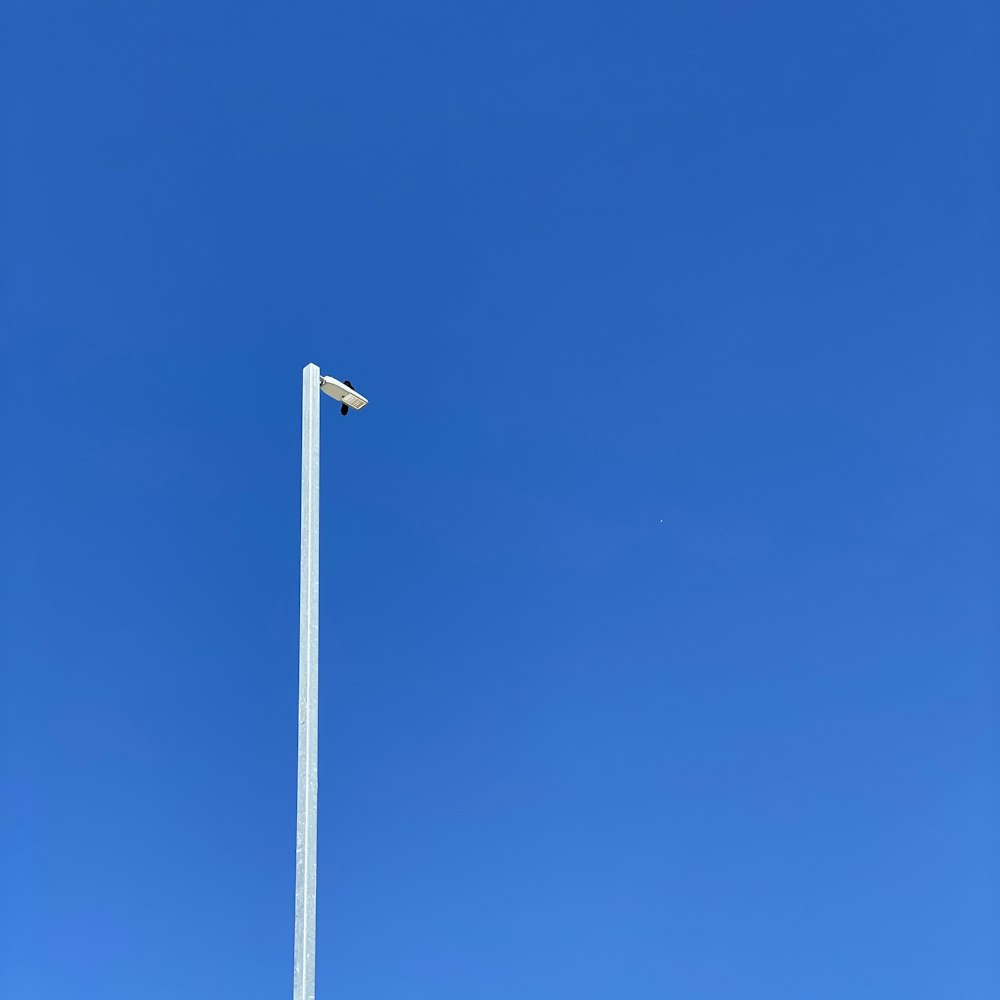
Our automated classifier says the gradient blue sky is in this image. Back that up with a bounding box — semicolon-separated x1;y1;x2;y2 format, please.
2;2;998;997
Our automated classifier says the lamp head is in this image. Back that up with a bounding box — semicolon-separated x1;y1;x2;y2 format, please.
320;376;368;413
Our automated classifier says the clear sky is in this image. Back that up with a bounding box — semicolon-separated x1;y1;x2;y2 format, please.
1;2;997;998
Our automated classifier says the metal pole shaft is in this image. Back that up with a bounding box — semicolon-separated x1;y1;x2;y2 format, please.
294;363;321;1000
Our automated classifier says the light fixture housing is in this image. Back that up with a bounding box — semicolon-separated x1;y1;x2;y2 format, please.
320;376;369;411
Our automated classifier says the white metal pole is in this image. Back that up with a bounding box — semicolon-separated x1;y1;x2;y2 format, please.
294;363;321;1000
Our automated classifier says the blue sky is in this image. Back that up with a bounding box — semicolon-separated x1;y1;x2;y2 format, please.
1;1;997;997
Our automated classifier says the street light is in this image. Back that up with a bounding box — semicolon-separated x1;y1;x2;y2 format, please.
294;363;368;1000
